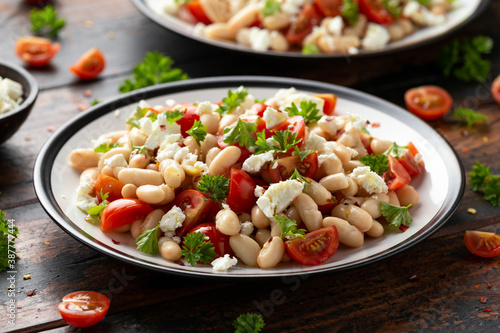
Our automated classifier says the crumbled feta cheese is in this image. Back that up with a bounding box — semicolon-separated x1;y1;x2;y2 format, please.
347;113;368;131
173;147;190;163
327;16;344;36
248;27;271;52
159;206;186;237
91;135;112;149
305;132;327;151
138;100;150;109
165;99;176;107
240;222;254;236
76;183;97;213
254;185;265;198
317;153;340;167
263;107;288;129
283;93;325;115
404;1;445;26
196;101;218;115
273;88;297;107
172;236;181;244
162;0;179;14
211;254;238;273
242;151;275;173
104;154;128;168
281;0;305;15
349;166;388;194
143;113;181;149
0;77;23;115
318;116;342;135
347;147;359;158
257;180;304;218
139;117;153;136
362;23;390;51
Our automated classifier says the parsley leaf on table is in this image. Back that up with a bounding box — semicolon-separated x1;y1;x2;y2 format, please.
197;174;229;202
452;108;488;129
468;162;500;206
359;154;389;175
186;120;207;146
181;232;217;266
30;5;65;38
285;101;322;123
222;118;257;149
0;210;19;272
136;225;160;255
233;313;265;333
217;86;248;115
119;51;189;93
380;202;413;231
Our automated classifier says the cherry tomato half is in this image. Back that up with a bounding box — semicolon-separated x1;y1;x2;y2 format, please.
188;222;233;258
95;174;124;203
269;152;318;183
314;93;337;115
464;230;500;258
169;189;219;237
70;48;106;80
58;291;110;328
187;0;212;25
100;198;153;232
15;36;60;67
227;167;257;213
404;85;453;121
177;105;200;137
286;4;322;45
359;0;395;24
314;0;343;17
491;76;500;104
285;225;339;265
272;115;306;149
384;154;411;191
250;103;270;117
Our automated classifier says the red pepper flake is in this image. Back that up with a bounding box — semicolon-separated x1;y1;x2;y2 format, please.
475;285;481;289
409;275;420;282
27;289;37;297
486;283;492;289
371;122;380;128
462;147;469;153
78;103;89;111
439;273;448;279
112;239;120;245
159;124;166;131
44;241;50;246
479;297;488;304
47;125;56;133
84;89;93;97
483;309;492;312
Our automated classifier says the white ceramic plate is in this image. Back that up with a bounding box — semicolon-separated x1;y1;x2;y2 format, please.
132;0;487;58
34;76;464;278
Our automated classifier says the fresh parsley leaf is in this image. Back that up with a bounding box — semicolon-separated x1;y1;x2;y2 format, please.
126;107;153;129
302;43;321;55
359;154;389;175
0;210;19;272
197;175;229;202
415;0;431;5
165;109;184;124
288;169;311;188
272;130;302;153
384;142;408;159
382;0;401;18
217;86;248;115
285;101;321;123
293;147;314;162
468;162;500;206
91;99;101;106
86;191;109;224
119;51;189;93
181;232;217;266
233;313;266;333
484;178;500;206
262;0;281;17
30;5;65;38
342;0;359;25
94;142;119;153
131;143;149;154
222;118;257;149
274;215;306;239
380;201;413;231
254;131;275;154
187;120;207;146
136;225;160;255
453;108;488;129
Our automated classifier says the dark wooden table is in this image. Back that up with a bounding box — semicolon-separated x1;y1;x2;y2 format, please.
1;1;499;332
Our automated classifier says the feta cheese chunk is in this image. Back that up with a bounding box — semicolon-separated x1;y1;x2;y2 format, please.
349;166;388;194
104;154;128;168
404;1;445;26
305;132;327;151
257;180;304;218
196;101;218;115
143;113;181;149
326;16;344;36
254;185;265;198
242;151;275;173
317;152;340;167
159;206;186;237
211;254;238;273
75;180;97;213
248;27;271;52
362;23;390;51
263;107;288;129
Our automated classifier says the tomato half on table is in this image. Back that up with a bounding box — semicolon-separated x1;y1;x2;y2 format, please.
15;36;60;67
285;225;339;265
359;0;395;24
286;4;322;44
58;291;110;328
188;222;233;258
464;230;500;258
491;76;500;105
70;48;106;80
384;154;411;191
404;85;453;121
100;198;153;232
95;174;124;202
227;167;257;213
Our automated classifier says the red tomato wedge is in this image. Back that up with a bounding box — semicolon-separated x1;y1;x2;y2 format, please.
95;174;124;203
404;85;453;121
177;105;200;136
272;115;306;149
464;230;500;258
491;76;500;104
384;155;411;191
359;0;395;24
398;150;424;176
227;167;257;213
315;93;337;115
188;222;233;258
286;4;322;44
250;103;270;117
58;291;110;328
314;0;343;17
269;152;318;183
285;226;339;265
15;36;60;67
100;198;153;232
70;48;106;80
187;0;212;24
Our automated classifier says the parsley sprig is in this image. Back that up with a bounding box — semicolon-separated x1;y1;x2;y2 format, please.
30;5;65;38
165;109;184;124
382;0;401;18
217;86;248;115
380;202;413;231
342;0;359;25
187;120;207;146
126;107;157;129
94;142;120;153
181;232;217;266
86;191;109;224
469;162;500;206
223;118;257;149
384;142;408;159
255;130;302;154
198;175;229;202
288;169;311;188
262;0;281;17
119;51;189;93
285;101;321;123
233;313;265;333
453;108;488;129
293;147;314;162
274;215;306;239
359;154;389;175
136;225;160;255
0;210;19;272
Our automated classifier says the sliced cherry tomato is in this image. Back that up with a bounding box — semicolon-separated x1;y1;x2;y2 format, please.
188;222;233;258
100;198;153;232
384;155;411;191
269;152;318;183
95;174;124;203
404;85;453;121
314;94;337;115
398;150;424;176
177;105;200;136
286;4;322;44
227;167;257;213
169;190;219;237
70;48;106;80
491;76;500;104
314;0;343;17
58;291;110;328
187;0;212;25
250;103;270;117
359;0;395;24
285;226;339;265
464;230;500;258
272;115;306;149
15;36;60;67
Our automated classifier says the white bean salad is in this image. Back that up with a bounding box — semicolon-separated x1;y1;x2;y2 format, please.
156;0;454;54
70;86;424;272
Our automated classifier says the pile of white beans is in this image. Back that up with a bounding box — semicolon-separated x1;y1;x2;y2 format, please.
70;90;421;270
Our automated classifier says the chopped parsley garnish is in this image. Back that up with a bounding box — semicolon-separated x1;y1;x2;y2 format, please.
380;202;413;231
233;313;266;333
288;169;311;188
274;215;306;239
384;142;408;159
453;108;488;129
86;191;109;224
187;120;208;146
438;36;494;82
197;174;229;202
119;51;189;93
359;154;389;175
342;0;359;25
30;5;65;38
285;101;322;123
217;86;248;115
222;118;257;149
293;147;314;162
165;109;184;124
94;142;119;153
262;0;281;17
382;0;401;18
126;106;157;129
469;162;500;206
302;43;321;55
0;210;20;272
136;225;160;255
254;130;303;154
181;232;217;266
131;143;148;154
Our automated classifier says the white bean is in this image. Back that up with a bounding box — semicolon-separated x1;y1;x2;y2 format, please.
216;209;241;236
293;193;322;232
121;183;137;198
251;205;270;229
370;139;392;155
129;153;149;169
303;180;332;206
136;185;166;204
159;159;185;188
257;236;285;269
205;147;221;167
208;146;241;176
331;204;373;232
366;220;384;238
70;148;102;169
320;173;349;192
323;217;364;248
229;233;261;267
158;237;182;261
255;228;272;247
395;185;419;207
118;168;164;187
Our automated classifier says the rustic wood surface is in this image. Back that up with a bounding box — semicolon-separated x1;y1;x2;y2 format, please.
0;0;499;332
